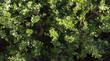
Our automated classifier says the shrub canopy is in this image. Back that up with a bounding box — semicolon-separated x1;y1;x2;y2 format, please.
0;0;110;61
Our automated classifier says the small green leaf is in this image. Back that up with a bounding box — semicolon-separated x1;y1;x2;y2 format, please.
31;16;40;24
49;28;59;41
26;29;33;36
4;11;11;17
27;1;33;8
65;35;75;43
13;3;17;10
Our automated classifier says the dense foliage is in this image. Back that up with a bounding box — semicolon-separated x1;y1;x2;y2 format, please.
0;0;110;61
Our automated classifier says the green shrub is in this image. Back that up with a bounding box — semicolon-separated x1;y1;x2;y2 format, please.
0;0;110;61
